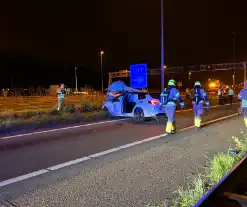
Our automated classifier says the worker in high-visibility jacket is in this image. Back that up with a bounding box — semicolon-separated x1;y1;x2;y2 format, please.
228;88;234;105
160;79;184;134
238;82;247;127
56;83;66;111
192;81;210;129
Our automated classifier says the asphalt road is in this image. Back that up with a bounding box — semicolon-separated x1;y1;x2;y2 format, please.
0;104;239;183
0;107;244;207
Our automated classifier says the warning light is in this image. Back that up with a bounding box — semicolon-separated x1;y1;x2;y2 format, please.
209;83;216;87
206;64;213;70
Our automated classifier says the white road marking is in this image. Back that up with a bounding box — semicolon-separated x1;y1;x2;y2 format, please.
89;148;120;158
139;134;168;142
178;125;195;132
0;112;240;188
0;170;49;188
0;118;129;140
118;140;144;149
47;157;91;171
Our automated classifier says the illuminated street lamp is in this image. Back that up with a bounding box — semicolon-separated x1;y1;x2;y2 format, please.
100;50;104;94
188;72;192;80
232;32;236;87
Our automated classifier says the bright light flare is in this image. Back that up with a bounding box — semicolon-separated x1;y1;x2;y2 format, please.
100;51;104;55
209;82;216;88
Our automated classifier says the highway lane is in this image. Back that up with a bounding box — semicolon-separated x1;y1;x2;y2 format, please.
0;104;239;182
0;114;244;207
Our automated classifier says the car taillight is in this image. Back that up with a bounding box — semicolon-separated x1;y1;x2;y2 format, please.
148;100;159;105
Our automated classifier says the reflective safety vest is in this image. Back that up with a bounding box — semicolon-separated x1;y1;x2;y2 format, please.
228;89;234;96
193;88;202;104
161;87;171;105
57;88;65;99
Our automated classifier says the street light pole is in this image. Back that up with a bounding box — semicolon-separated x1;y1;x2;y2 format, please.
243;61;246;84
233;31;236;87
100;50;104;94
75;66;78;93
161;0;165;92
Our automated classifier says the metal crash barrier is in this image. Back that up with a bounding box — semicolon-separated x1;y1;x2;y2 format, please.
194;155;247;207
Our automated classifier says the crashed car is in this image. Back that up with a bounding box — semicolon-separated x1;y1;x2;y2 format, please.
102;81;165;121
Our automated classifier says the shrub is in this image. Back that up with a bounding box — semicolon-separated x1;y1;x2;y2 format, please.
61;104;77;114
207;153;236;184
174;175;205;207
21;110;40;119
232;132;247;155
81;103;96;112
0;110;17;124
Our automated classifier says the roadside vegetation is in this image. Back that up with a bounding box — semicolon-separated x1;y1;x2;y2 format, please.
146;132;247;207
0;96;107;136
172;132;247;207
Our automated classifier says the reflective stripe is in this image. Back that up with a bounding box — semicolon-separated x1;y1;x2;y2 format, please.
242;100;247;107
166;102;176;106
228;90;234;95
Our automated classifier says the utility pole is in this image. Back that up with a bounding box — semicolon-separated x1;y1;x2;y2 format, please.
100;50;104;94
75;66;78;93
244;61;246;84
160;0;164;92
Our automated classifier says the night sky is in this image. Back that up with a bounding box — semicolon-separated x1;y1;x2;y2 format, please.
0;0;247;89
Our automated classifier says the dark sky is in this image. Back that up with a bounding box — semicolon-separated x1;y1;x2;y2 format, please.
0;0;247;89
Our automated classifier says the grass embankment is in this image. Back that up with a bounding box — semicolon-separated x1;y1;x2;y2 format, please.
0;96;106;136
173;133;247;207
0;95;104;113
147;133;247;207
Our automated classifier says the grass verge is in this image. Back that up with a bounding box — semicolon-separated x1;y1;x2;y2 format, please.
0;103;108;136
170;132;247;207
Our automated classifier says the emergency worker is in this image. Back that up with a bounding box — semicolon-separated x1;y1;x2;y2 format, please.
185;88;192;101
160;79;185;134
238;82;247;127
228;88;234;105
56;83;66;111
192;81;210;129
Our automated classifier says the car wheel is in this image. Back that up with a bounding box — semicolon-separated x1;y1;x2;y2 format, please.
134;108;145;122
103;107;111;119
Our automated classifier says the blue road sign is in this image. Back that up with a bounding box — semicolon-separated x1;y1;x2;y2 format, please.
130;64;148;88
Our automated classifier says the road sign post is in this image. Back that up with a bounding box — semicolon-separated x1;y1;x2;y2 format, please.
130;64;148;89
